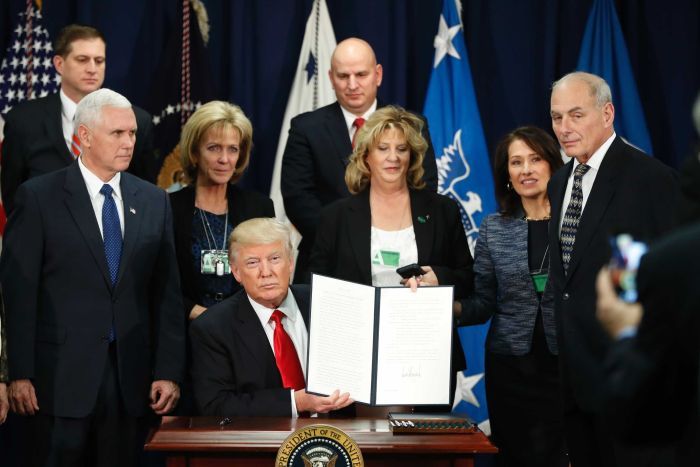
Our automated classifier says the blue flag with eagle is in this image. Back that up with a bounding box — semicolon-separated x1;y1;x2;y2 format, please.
423;0;496;434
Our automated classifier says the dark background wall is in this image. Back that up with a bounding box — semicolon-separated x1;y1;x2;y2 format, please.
2;0;699;195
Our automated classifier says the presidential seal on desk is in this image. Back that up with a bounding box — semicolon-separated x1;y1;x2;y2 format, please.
275;424;364;467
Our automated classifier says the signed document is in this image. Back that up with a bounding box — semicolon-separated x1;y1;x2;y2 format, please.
306;274;453;406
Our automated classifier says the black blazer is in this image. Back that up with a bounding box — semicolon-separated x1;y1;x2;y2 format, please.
603;222;700;467
310;188;472;298
310;187;473;405
281;101;439;281
547;136;680;412
1;92;158;214
189;285;310;416
0;162;185;418
170;184;275;317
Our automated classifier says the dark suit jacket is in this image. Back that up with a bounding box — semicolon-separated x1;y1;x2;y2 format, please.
603;222;700;467
170;184;275;317
311;188;471;297
1;92;158;214
0;162;185;418
547;136;679;412
310;188;472;402
459;212;558;356
281;101;439;281
189;285;310;416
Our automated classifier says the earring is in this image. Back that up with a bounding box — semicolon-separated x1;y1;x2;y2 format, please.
506;181;513;190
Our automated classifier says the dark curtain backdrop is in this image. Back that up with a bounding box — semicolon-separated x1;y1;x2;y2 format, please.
1;0;699;194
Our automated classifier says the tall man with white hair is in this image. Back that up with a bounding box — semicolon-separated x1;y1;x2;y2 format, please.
0;88;184;466
547;71;680;466
190;217;352;416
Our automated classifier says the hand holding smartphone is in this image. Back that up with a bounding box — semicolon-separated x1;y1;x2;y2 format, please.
609;234;648;303
396;263;426;279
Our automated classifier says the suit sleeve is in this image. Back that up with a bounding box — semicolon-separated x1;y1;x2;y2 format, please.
189;318;292;416
281;117;323;240
151;192;186;382
1;110;28;214
309;204;337;277
430;198;474;299
0;184;44;380
603;248;693;443
458;216;497;325
420;116;439;192
0;298;8;383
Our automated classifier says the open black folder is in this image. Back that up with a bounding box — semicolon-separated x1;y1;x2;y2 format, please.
306;274;454;406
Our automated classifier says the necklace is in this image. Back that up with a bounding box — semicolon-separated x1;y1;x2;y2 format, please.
523;214;551;221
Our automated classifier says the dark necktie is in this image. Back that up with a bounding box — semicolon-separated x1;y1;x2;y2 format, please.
269;309;305;390
560;163;591;273
100;184;122;342
351;117;365;149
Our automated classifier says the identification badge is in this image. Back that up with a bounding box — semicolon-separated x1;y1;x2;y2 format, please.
201;249;230;275
531;272;548;293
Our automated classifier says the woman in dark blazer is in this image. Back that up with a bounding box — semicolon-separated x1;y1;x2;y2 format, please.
171;101;274;322
457;126;566;467
311;106;473;411
170;102;274;414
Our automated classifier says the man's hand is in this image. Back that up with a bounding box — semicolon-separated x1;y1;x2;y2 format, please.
0;382;9;423
8;379;39;415
294;389;353;414
596;267;643;338
150;380;180;415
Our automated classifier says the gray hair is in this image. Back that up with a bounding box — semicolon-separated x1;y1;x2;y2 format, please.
552;71;612;108
228;218;293;262
74;88;132;128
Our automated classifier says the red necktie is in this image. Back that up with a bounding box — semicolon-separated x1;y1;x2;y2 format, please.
71;133;82;158
351;117;365;149
269;310;305;390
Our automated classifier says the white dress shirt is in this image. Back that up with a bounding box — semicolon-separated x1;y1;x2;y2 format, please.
340;99;378;143
558;132;616;235
59;89;79;154
249;289;308;417
78;157;125;238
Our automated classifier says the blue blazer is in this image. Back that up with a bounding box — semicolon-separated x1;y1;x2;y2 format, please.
459;212;557;356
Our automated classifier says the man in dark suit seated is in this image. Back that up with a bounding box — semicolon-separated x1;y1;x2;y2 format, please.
596;222;700;467
0;88;184;467
1;24;158;214
281;37;438;283
190;217;352;417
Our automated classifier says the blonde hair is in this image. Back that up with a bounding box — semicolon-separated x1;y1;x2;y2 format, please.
228;217;293;262
179;100;253;184
345;105;427;194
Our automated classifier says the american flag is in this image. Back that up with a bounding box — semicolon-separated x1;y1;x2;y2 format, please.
0;4;60;234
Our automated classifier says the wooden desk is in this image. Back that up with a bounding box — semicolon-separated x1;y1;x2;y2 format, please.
145;416;497;467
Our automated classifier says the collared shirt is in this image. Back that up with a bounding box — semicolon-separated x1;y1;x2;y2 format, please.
559;132;616;235
78;156;125;238
248;289;308;417
340;99;378;143
60;88;79;153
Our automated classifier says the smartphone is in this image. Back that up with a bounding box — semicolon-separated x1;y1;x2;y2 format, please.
396;263;426;279
609;234;648;303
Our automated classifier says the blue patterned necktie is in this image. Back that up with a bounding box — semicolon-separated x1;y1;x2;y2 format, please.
100;184;122;342
560;163;591;274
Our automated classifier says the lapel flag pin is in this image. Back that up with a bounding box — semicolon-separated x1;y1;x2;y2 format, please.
129;207;136;214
